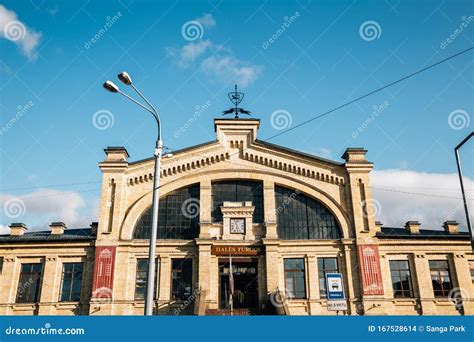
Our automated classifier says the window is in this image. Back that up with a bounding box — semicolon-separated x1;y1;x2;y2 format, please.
212;180;264;223
59;263;83;302
171;259;193;300
275;186;341;240
429;260;453;297
16;263;42;303
469;261;474;284
0;257;3;274
134;184;200;239
135;258;158;300
284;258;306;299
318;257;338;298
389;260;413;298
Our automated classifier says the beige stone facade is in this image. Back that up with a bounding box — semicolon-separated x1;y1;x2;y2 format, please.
0;118;472;316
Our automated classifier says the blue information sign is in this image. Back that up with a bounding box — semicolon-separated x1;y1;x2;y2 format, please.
326;273;345;300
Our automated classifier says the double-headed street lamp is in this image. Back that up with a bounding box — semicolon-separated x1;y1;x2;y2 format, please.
103;72;162;316
455;131;474;250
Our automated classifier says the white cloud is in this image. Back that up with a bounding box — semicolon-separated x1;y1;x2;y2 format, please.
0;5;41;60
371;169;474;230
0;189;89;231
196;13;216;28
168;13;262;85
201;55;262;87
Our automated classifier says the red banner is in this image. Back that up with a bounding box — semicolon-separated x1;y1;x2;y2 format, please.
91;246;116;299
358;244;384;295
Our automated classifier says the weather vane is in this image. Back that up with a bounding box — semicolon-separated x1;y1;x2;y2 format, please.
222;85;251;118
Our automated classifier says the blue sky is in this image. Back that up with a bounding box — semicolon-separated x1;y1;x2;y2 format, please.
0;0;473;231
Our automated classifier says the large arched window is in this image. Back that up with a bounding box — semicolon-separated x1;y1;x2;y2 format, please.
211;180;264;223
275;186;341;239
134;184;200;240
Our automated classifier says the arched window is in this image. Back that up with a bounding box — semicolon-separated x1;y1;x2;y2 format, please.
275;186;341;239
134;184;200;239
211;180;264;223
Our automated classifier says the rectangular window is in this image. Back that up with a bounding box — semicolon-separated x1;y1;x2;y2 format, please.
318;257;338;298
429;260;453;297
135;258;158;300
0;257;3;274
389;260;414;298
16;263;43;303
284;258;306;299
59;262;84;302
171;259;193;300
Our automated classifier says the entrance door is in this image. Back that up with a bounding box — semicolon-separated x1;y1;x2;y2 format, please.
219;260;258;309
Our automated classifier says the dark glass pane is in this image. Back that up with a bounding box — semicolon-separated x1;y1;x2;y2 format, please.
275;186;341;240
59;262;83;302
171;259;193;300
16;263;42;303
211;180;264;223
135;259;158;300
134;184;200;240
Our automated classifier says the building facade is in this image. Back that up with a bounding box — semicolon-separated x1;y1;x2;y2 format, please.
0;118;472;316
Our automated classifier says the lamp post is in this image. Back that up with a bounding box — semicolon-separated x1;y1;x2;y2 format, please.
454;131;474;250
103;72;162;315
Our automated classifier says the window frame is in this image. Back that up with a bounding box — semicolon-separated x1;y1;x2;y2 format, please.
283;258;307;300
16;263;43;304
429;260;453;298
317;257;339;298
134;258;159;300
59;262;84;302
171;258;193;300
275;186;341;240
389;260;414;298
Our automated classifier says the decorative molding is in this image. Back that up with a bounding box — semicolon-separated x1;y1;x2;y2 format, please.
127;152;230;186
243;152;344;186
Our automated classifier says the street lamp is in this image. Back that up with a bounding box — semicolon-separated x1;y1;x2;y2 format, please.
454;131;474;250
103;72;162;316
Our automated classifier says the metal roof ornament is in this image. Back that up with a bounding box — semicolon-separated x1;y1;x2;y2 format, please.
222;85;251;118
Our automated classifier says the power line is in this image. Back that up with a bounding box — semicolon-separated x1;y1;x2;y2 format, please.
370;186;474;200
0;181;102;192
264;46;474;141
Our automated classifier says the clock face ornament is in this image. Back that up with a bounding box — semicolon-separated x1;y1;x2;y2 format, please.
230;218;245;234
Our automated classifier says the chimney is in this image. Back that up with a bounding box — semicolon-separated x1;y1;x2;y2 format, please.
341;148;368;163
104;146;129;162
443;221;459;234
90;222;98;236
9;223;27;236
405;221;421;234
50;222;67;235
